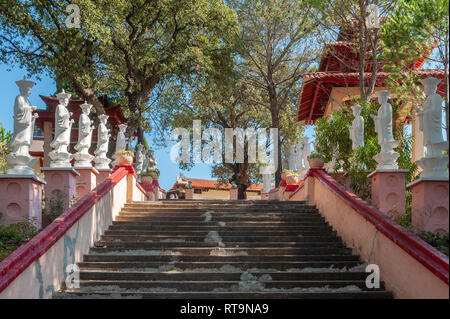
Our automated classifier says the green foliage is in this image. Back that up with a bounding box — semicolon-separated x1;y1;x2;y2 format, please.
314;100;379;173
0;122;13;175
381;0;449;137
417;231;449;256
307;153;324;160
314;99;416;200
0;218;39;261
47;190;66;221
393;209;413;232
0;0;238;140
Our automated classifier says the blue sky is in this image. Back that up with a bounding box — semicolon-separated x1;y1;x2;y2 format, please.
0;63;316;191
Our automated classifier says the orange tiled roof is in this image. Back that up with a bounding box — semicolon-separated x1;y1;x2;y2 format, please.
167;178;266;193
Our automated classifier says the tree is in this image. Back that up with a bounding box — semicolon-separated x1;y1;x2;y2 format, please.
310;0;396;101
230;0;318;186
0;122;12;174
0;0;238;143
0;0;107;115
381;0;449;140
314;98;417;200
152;61;279;199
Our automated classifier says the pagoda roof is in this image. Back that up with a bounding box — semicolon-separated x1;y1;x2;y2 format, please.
296;69;446;124
38;95;126;125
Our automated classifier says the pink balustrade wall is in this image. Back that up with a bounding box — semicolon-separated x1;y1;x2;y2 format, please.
0;166;147;299
289;169;449;299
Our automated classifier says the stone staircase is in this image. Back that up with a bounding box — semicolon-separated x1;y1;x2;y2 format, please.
54;200;393;299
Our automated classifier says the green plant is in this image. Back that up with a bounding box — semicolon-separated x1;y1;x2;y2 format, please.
46;190;67;221
0;218;39;261
393;210;413;232
307;153;324;160
417;231;449;256
116;150;135;157
0;122;13;174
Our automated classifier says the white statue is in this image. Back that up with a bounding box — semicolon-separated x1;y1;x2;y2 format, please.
262;173;272;193
112;124;128;166
372;90;399;169
301;137;311;170
349;104;364;150
415;77;448;179
295;142;304;169
6;77;39;175
49;89;74;167
147;149;157;173
287;147;297;171
134;143;145;175
260;164;274;193
73;102;94;167
116;124;128;152
141;149;149;174
94;114;111;170
127;136;134;151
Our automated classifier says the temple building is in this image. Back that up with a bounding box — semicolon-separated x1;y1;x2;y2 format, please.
296;23;445;163
166;174;265;200
30;94;129;171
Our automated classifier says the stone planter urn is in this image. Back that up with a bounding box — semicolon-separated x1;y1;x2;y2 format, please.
117;153;133;166
308;157;325;169
141;175;153;184
286;175;299;185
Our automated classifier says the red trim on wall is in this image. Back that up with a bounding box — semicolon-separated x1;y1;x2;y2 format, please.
285;185;300;192
309;168;449;284
0;167;130;293
288;182;305;199
136;181;149;198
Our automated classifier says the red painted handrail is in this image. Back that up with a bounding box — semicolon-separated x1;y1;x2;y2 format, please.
309;168;449;284
0;167;130;293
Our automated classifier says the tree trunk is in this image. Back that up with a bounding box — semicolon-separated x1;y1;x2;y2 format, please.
270;106;282;187
237;184;247;200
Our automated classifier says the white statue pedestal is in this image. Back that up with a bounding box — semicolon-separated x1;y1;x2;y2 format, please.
407;178;449;233
94;157;111;171
49;152;73;168
0;175;45;229
5;154;38;176
96;168;112;186
74;167;99;200
374;141;400;170
41;167;79;217
368;169;408;217
73;153;94;168
415;150;449;180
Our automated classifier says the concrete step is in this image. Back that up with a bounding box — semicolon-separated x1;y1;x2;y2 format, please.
77;261;363;270
54;290;393;299
91;242;345;249
118;211;320;217
104;229;336;236
109;223;332;231
77;270;371;281
88;247;354;256
56;200;393;299
83;254;361;263
73;279;385;291
127;200;307;205
113;218;327;224
99;235;340;243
